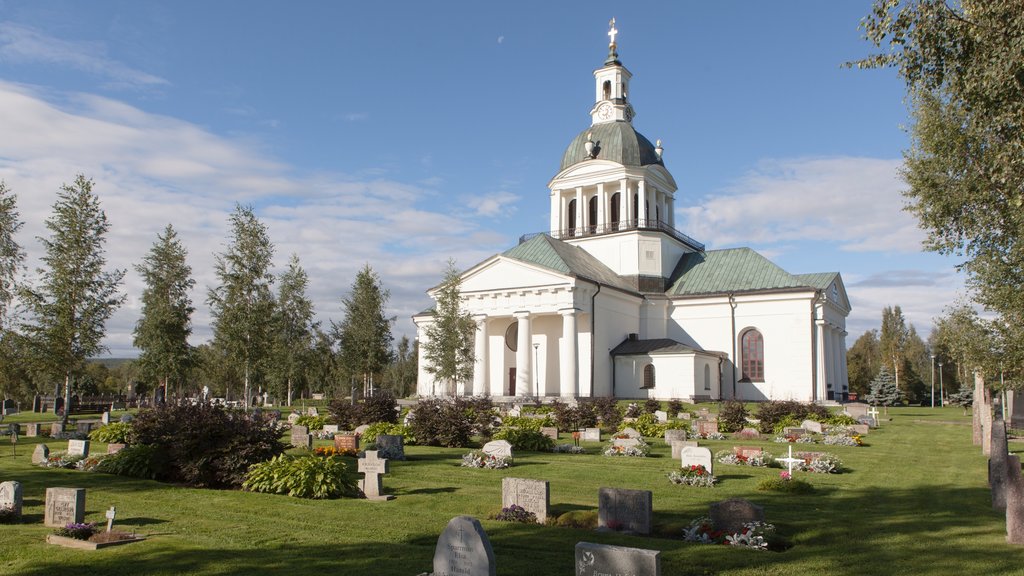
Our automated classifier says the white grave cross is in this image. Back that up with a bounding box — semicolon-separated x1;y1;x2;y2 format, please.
105;506;116;532
867;406;880;422
358;450;394;501
778;445;803;475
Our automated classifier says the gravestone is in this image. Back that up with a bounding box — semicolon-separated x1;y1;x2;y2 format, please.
540;427;558;441
45;487;86;527
990;418;1010;510
334;433;359;452
323;424;339;434
0;481;22;516
25;423;39;437
67;439;90;458
2;398;15;415
598;487;652;535
355;424;370;436
783;427;806;437
101;411;111;425
33;394;41;413
678;412;691;420
582;428;601;442
737;427;760;439
287;412;301;425
680;446;713;474
508;405;522;417
670;440;699;460
858;415;878;428
1006;454;1024;544
698;408;710;418
801;420;823;434
481;439;513;459
290;425;312;449
105;506;116;532
53;396;64;415
617;427;641;439
402;410;414;426
501;477;549;523
664;429;687;444
695;419;718;436
75;421;95;435
611;437;641;451
107;443;126;455
32;443;49;464
709;498;765;536
50;422;63;437
119;413;134;424
734;446;763;459
307;406;319;417
575;542;660;576
433;516;496;576
375;434;405;460
844;403;869;419
850;424;870;435
358;450;394;501
654;410;668;423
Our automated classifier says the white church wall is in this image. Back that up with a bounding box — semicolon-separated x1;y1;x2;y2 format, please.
591;289;643;397
613;355;695;400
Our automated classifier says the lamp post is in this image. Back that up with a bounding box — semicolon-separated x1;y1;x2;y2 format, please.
938;362;944;406
533;343;540;397
930;354;936;408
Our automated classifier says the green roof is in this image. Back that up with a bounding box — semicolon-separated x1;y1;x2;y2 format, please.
503;234;638;294
667;247;811;296
610;337;701;356
560;121;662;171
793;272;839;290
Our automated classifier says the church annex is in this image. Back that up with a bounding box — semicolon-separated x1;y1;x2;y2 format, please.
414;22;850;403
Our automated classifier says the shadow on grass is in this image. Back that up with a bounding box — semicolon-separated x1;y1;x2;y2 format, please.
399;487;458;495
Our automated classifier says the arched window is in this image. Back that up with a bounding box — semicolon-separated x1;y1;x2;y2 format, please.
632;193;638;226
588;196;598;233
642;364;655;389
567;199;577;237
504;322;518;352
610;193;620;231
704;364;711;390
740;329;764;382
603;80;611;100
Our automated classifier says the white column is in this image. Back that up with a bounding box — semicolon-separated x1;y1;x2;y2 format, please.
619;179;629;226
839;330;849;393
559;308;578;397
560;194;569;237
667;192;675;229
638;180;647;224
472;315;488;397
549;190;560;235
831;327;842;399
596;182;605;232
575;187;584;232
514;311;531;397
815;319;827;402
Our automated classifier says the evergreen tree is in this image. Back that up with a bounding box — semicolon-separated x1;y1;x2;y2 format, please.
20;175;125;427
269;254;318;406
866;366;902;414
207;205;275;409
133;224;195;401
385;335;417;398
332;264;393;398
421;260;475;396
948;386;974;415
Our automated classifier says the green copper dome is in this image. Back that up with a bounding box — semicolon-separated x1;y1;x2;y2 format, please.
560;121;663;171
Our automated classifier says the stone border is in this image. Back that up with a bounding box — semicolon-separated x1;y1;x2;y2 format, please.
45;534;146;550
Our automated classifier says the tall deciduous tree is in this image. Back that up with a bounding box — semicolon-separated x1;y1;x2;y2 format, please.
0;181;25;402
270;254;318;406
846;330;881;398
133;224;195;401
879;305;910;391
333;264;393;398
207;205;275;409
422;260;475;396
386;335;417;398
21;175;125;427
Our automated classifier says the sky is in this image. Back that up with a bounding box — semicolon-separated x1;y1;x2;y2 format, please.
0;1;968;357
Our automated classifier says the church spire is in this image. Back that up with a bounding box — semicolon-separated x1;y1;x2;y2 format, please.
591;18;635;125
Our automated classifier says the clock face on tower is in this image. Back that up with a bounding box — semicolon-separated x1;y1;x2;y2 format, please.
597;102;612;120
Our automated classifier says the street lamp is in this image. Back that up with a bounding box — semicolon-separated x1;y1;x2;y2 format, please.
938;362;944;406
930;354;936;408
533;343;540;397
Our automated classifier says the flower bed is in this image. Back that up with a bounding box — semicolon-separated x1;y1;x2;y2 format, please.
493;504;537;524
668;464;717;487
716;450;774;467
602;437;650;457
460;451;511;469
682;517;780;551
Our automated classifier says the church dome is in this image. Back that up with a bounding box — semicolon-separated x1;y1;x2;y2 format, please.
560;121;663;171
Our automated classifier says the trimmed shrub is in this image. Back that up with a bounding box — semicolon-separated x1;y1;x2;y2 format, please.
243;454;359;499
327;399;360;430
755;401;830;434
131;403;285;488
89;422;134;444
590;397;622;429
643;399;662;414
554;510;598;529
492;426;555;451
359;391;398;425
718;400;748;433
758;476;814;494
667;399;684;415
408;398;476;447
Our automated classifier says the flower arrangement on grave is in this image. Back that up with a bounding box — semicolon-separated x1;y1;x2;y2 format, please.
796;452;844;473
683;517;786;551
602;437;650;457
0;503;20;524
314;446;356;458
460;451;511;469
690;423;726;440
715;450;774;467
822;433;863;447
773;434;817;444
668;464;717;487
54;522;98;541
682;516;728;544
41;451;85;469
492;504;538;524
551;443;586;454
76;455;108;472
725;521;777;551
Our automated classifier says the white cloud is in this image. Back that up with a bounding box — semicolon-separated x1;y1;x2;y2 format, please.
844;268;967;339
680;156;925;253
0;22;168;89
466;191;520;217
497;35;505;44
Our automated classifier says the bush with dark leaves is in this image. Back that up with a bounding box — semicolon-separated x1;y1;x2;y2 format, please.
755;401;831;434
327;399;360;429
643;399;662;414
359;391;399;425
667;399;684;415
408;397;476;447
590;397;622;430
718;400;749;433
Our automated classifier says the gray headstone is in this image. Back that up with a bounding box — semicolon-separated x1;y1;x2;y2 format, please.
322;424;339;434
32;443;49;464
990;419;1010;510
0;481;22;516
598;487;652;535
101;411;111;425
709;498;765;535
119;413;134;423
612;437;641;451
540;427;558;440
653;410;668;423
501;477;549;523
680;446;714;474
671;440;700;460
481;440;513;459
44;487;86;527
575;542;660;576
664;429;687;444
678;412;691;420
1006;454;1024;544
433;516;496;576
801;420;823;434
358;450;393;501
858;415;878;428
354;424;370;436
844;403;869;419
67;439;90;458
737;427;760;439
617;427;642;439
375;434;405;461
25;423;39;437
291;424;309;435
850;424;870;435
290;425;311;449
582;427;601;442
782;427;806;437
75;421;94;435
50;423;63;437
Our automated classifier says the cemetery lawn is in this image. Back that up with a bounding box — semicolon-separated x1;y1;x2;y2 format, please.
2;406;1023;576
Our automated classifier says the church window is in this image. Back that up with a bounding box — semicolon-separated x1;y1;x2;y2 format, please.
504;322;518;352
632;193;638;226
603;80;611;100
740;329;764;382
588;196;598;233
610;193;621;230
642;364;655;389
704;364;711;390
567;199;577;237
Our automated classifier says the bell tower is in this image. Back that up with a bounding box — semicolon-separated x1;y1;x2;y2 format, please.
590;18;636;125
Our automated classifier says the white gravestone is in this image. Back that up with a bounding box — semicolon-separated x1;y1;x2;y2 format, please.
32;443;49;464
67;439;89;458
801;420;823;434
654;410;668;423
322;424;339;434
0;481;22;516
481;440;513;459
582;428;601;442
501;477;549;523
433;516;496;576
680;446;714;475
575;542;661;576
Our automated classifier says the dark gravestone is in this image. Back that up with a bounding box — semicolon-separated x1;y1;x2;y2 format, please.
990;418;1010;510
53;396;64;415
375;434;405;460
1006;455;1024;544
575;542;660;576
710;498;765;535
433;516;496;576
33;394;42;413
598;487;652;535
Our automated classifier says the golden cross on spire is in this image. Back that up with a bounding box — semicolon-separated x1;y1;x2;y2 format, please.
608;18;618;47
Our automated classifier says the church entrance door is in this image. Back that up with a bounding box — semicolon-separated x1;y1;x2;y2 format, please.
508;368;516;396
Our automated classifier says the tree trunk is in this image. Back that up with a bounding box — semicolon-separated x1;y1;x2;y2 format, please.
287;378;293;407
244;362;250;410
59;371;71;430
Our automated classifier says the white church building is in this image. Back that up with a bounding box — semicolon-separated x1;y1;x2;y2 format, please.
415;22;850;403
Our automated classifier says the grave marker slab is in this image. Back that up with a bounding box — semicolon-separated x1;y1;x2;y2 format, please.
670;440;699;460
433;516;496;576
25;423;39;437
736;427;761;439
575;542;660;576
782;427;806;437
664;429;687;444
358;450;394;501
733;446;763;459
501;477;549;523
680;446;713;474
287;412;301;425
695;419;718;436
801;420;823;434
582;427;601;442
617;427;642;439
354;424;370;436
322;424;339;434
850;424;869;435
50;423;63;437
654;410;668;423
290;425;312;449
678;412;691;420
67;439;89;458
45;487;85;527
334;433;359;452
32;443;49;464
844;403;869;419
307;407;319;417
0;481;22;516
709;498;764;536
75;421;95;435
375;434;405;460
481;439;513;459
611;437;641;451
101;411;110;425
540;426;559;441
598;487;652;535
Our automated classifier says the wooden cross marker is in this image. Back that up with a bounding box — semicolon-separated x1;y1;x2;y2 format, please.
105;506;116;532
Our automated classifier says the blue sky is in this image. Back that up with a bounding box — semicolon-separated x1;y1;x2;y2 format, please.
0;2;965;356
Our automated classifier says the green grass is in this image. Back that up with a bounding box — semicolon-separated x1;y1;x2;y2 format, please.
1;406;1022;575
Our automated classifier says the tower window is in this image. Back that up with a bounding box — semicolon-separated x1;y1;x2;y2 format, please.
642;364;655;389
740;329;765;382
704;364;711;390
610;193;620;231
567;199;577;237
603;80;611;100
588;196;598;233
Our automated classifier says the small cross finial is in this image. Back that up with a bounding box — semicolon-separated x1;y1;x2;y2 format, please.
608;18;618;47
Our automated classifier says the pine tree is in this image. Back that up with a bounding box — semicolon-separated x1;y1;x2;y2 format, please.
133;224;195;401
333;264;393;398
866;366;902;414
269;254;318;405
207;205;275;409
421;260;475;396
21;175;125;427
